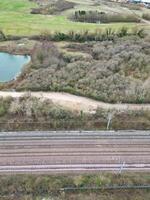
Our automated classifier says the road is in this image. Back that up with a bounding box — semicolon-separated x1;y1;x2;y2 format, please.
0;91;150;113
0;131;150;173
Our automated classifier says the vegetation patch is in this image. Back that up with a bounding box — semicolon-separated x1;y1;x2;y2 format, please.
0;173;149;200
120;2;142;10
0;30;6;41
70;10;140;24
142;13;150;21
31;27;145;42
30;0;75;15
0;95;149;131
0;38;37;55
11;36;150;104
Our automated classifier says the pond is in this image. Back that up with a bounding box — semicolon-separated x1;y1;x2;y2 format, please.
0;52;30;82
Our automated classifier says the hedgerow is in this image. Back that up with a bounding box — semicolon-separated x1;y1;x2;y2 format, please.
70;10;140;24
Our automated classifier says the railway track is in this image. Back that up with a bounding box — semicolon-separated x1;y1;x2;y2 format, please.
0;131;149;173
1;164;150;173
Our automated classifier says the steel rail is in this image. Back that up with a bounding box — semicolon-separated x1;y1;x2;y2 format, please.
0;144;149;148
0;136;150;141
0;164;150;173
0;152;150;156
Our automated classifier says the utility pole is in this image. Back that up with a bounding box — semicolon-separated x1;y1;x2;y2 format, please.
107;112;114;130
119;161;126;174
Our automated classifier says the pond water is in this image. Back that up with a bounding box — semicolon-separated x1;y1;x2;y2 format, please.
0;52;30;82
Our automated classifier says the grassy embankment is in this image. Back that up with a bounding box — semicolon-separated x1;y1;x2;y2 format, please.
0;173;150;200
0;95;149;131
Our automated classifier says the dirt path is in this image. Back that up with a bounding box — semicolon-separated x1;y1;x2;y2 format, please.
140;18;150;25
0;91;150;113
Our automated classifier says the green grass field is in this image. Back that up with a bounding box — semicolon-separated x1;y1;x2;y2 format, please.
0;0;149;36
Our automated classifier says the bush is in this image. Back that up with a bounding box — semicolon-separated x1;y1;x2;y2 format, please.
117;27;128;37
0;30;6;41
142;13;150;21
31;42;65;68
0;97;11;116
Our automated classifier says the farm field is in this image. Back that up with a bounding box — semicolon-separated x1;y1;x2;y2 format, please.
0;0;149;36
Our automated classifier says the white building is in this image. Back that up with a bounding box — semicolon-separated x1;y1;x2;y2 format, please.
128;0;150;7
141;0;150;7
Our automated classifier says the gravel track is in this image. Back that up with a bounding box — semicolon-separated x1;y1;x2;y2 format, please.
0;131;150;173
0;91;150;113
